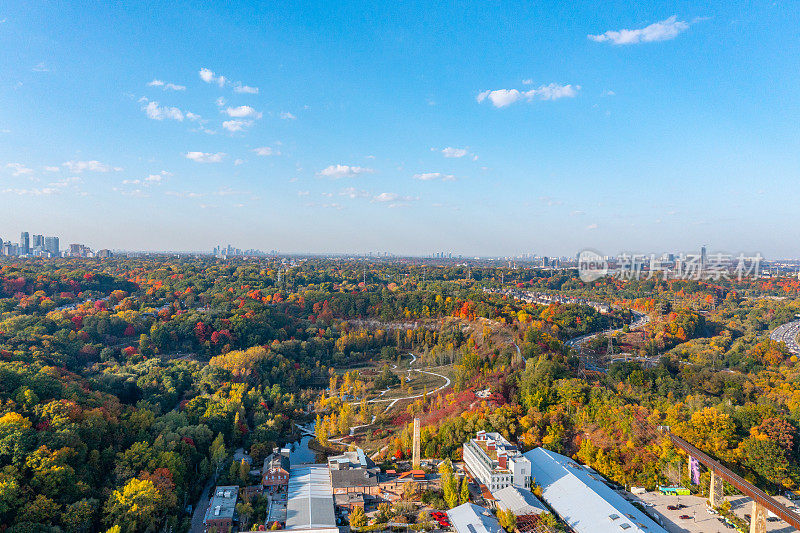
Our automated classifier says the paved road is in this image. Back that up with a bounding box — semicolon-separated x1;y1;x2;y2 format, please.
189;477;215;533
771;320;800;355
565;310;649;348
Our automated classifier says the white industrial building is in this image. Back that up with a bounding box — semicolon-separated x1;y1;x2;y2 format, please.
491;485;548;517
523;448;667;533
463;431;531;491
283;465;338;533
447;503;504;533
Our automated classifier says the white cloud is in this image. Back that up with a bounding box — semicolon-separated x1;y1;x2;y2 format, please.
199;68;226;87
222;119;253;132
234;83;259;94
185;112;202;121
3;187;57;195
234;159;244;166
225;105;262;118
63;160;120;172
44;166;60;172
339;187;371;199
200;68;259;93
144;170;170;183
142;99;184;121
477;84;580;108
148;79;186;91
47;176;80;188
588;16;690;45
297;190;310;196
120;189;149;198
413;172;455;182
253;146;280;156
317;165;375;179
185;151;226;163
372;192;418;206
6;163;34;176
440;147;468;158
373;192;399;202
166;190;205;198
280;111;296;120
32;62;49;72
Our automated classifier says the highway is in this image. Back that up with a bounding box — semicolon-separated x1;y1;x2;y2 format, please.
770;320;800;356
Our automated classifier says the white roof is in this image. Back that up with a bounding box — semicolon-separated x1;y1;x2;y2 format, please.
491;486;547;516
524;448;666;533
447;503;504;533
285;465;336;530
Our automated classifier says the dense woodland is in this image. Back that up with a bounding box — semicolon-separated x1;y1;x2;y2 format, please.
0;257;799;531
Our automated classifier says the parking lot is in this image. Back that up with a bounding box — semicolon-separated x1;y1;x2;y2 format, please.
635;491;797;533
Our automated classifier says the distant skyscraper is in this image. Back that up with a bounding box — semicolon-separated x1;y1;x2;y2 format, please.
44;236;59;255
700;245;707;270
32;234;44;249
20;232;29;254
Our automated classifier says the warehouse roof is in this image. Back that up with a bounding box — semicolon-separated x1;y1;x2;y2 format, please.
524;448;666;533
491;485;548;516
447;503;504;533
285;465;336;530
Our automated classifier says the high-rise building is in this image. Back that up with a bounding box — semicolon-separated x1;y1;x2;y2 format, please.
20;232;29;254
32;234;44;249
44;236;60;256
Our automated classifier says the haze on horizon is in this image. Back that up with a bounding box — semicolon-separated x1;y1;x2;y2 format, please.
2;1;799;257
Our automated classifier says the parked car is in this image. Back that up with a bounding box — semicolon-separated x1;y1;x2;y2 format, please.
679;515;691;520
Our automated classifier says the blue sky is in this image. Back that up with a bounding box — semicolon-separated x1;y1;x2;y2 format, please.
1;1;799;257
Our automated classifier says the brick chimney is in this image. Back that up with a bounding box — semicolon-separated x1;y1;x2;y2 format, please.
498;451;507;469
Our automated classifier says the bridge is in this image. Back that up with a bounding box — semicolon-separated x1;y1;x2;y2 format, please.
664;429;800;533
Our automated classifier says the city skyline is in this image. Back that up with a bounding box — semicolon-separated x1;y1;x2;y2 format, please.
2;2;799;256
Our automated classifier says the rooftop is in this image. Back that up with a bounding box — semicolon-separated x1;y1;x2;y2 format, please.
491;485;547;516
524;448;667;533
204;485;238;523
447;503;504;533
285;465;337;530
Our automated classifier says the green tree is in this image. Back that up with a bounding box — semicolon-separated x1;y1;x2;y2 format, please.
442;472;458;509
61;498;99;533
20;494;60;525
350;506;367;528
460;476;470;504
236;502;254;530
239;459;250;484
497;508;516;532
210;433;226;478
104;478;163;533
